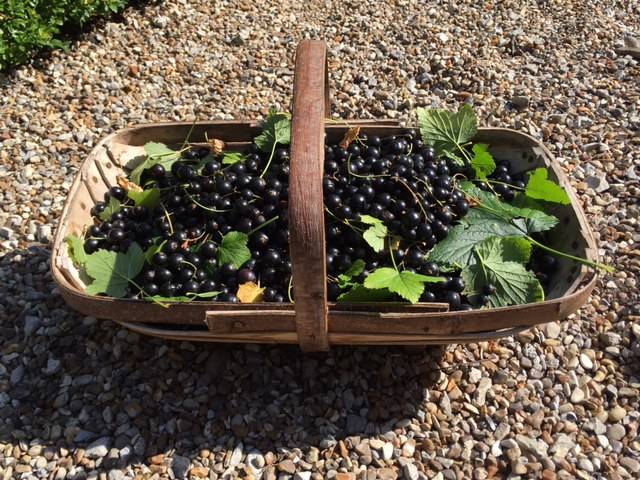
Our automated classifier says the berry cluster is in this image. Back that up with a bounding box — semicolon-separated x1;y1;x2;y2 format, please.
81;128;558;308
85;145;292;302
322;130;478;308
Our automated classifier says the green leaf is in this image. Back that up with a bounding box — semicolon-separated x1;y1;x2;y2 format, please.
461;237;544;308
84;243;145;298
222;152;246;165
145;291;221;306
217;231;251;268
358;215;388;253
337;284;396;303
337;259;366;288
460;182;558;233
427;221;524;267
501;237;533;263
417;104;478;153
144;240;166;264
99;197;122;221
254;108;291;152
127;188;161;209
440;149;465;166
364;267;445;304
525;168;571;205
129;142;181;185
470;143;496;179
65;234;87;265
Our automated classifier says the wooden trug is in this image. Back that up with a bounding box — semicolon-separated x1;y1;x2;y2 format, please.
51;40;598;351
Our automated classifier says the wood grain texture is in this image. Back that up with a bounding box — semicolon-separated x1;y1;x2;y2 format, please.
116;320;530;345
288;40;330;351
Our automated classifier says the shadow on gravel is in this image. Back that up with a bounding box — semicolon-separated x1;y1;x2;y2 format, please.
0;246;442;469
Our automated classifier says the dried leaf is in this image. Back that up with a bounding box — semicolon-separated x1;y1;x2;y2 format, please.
237;282;265;303
117;176;143;193
339;126;361;149
208;138;225;155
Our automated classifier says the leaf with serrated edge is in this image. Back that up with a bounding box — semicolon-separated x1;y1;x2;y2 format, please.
364;267;445;304
127;188;161;209
85;243;145;298
427;221;524;267
217;231;251;268
460;181;558;233
254;108;291;152
417;104;478;152
358;215;387;253
337;259;366;288
237;282;265;303
362;223;387;253
471;143;496;179
65;234;87;265
501;237;532;263
525;168;571;205
461;237;544;308
337;284;396;302
222;152;246;165
99;197;122;221
129;142;181;184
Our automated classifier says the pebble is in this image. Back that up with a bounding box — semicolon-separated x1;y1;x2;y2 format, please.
607;424;626;441
608;406;627;422
620;457;640;473
23;315;42;336
85;437;111;459
579;353;594;370
382;442;394;461
403;463;419;480
511;95;530;109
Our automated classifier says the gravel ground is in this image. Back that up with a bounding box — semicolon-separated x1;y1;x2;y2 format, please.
1;0;640;479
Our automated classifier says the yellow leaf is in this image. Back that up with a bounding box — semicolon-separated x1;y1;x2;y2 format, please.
339;126;360;149
208;138;225;155
116;175;143;193
237;282;265;303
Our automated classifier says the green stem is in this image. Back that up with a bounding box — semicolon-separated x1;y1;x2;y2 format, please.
389;243;399;272
161;203;174;235
259;141;278;178
247;216;279;236
187;194;232;213
393;176;429;218
347;155;389;179
181;119;198;150
484;179;525;191
526;236;614;273
324;207;363;233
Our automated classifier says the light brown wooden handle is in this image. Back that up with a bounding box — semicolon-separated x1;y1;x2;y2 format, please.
288;40;330;351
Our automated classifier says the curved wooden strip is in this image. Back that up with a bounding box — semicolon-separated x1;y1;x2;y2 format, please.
117;321;530;345
288;40;330;351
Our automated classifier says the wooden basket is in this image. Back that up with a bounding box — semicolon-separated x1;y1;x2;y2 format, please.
51;40;598;351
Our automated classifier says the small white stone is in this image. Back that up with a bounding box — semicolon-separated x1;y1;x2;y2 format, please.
382;442;393;460
579;353;594;370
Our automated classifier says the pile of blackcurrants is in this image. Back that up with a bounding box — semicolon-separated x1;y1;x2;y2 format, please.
82;128;554;309
86;144;293;303
322;130;475;308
